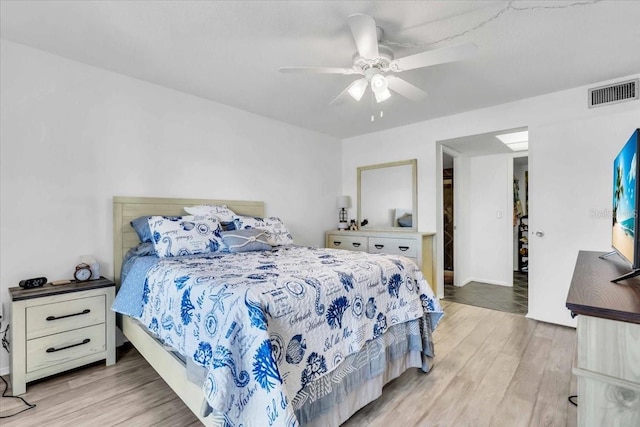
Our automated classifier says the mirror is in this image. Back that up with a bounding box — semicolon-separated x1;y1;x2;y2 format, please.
358;159;417;230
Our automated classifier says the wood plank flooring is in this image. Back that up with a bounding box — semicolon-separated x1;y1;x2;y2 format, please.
0;302;577;426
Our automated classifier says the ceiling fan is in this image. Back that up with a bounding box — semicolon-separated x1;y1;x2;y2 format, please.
280;14;478;105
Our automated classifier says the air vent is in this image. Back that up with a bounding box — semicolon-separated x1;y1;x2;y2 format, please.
588;78;638;108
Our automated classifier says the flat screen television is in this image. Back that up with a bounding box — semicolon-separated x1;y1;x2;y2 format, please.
604;128;640;282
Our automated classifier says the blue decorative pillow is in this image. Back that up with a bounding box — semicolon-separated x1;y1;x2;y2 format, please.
184;204;236;222
147;215;224;257
221;229;272;253
123;241;156;264
220;221;236;231
126;241;156;257
131;216;153;242
232;215;294;246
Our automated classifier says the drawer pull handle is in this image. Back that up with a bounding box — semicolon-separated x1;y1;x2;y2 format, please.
399;246;409;251
46;338;91;353
333;241;342;246
374;244;384;249
352;243;361;247
46;309;91;321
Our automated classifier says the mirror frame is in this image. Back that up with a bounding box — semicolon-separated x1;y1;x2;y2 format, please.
357;159;417;231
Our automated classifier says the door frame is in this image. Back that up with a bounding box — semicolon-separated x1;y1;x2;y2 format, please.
435;142;461;297
436;142;528;297
512;151;529;272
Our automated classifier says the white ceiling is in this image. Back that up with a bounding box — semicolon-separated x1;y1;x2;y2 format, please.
443;127;528;156
1;1;639;139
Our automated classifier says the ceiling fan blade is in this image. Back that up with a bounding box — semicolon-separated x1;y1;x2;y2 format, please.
386;76;427;101
390;42;478;72
347;14;379;60
330;79;364;105
279;67;356;75
330;84;354;105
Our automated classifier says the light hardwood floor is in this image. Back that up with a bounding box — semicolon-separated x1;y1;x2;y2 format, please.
1;302;577;426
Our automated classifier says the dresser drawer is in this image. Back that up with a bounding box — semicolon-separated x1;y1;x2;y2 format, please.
368;237;417;257
327;234;368;252
577;316;640;384
27;323;106;373
27;295;106;339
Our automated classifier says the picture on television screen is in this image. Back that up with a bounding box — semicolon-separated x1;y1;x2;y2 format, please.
612;130;639;266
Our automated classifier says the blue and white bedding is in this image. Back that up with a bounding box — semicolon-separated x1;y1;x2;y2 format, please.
113;246;443;427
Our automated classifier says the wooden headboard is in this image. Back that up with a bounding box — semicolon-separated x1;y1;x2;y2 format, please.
113;196;264;284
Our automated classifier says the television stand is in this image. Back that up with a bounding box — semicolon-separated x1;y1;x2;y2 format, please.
598;251;640;283
566;251;640;426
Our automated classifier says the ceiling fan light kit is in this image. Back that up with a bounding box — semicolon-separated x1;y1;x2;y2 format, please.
347;78;368;101
280;13;478;112
374;88;391;103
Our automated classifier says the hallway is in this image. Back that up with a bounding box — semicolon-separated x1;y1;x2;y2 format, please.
443;272;528;315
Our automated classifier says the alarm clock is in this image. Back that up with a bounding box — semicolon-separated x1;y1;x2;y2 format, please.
19;277;48;289
74;263;93;282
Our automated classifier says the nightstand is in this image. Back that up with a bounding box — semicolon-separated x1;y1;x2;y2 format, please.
9;277;116;395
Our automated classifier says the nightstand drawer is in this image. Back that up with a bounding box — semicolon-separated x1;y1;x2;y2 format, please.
27;295;106;339
368;237;417;257
327;234;368;251
27;323;106;373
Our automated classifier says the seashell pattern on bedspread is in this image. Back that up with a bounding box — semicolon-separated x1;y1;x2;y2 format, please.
114;245;443;427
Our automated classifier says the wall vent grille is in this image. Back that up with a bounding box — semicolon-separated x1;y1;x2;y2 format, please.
588;78;638;108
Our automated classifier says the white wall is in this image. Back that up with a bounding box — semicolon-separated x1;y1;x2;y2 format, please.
527;112;639;326
343;72;640;327
0;40;342;375
453;155;471;287
465;154;513;286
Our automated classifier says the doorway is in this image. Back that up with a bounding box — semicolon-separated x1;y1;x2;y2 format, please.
437;128;529;316
443;152;454;287
512;155;529;314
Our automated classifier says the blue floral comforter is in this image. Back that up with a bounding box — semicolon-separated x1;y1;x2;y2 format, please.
113;246;443;426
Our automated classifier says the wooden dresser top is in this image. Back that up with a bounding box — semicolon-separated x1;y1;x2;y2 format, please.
566;251;640;324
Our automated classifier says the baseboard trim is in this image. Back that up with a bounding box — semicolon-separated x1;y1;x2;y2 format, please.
459;277;512;287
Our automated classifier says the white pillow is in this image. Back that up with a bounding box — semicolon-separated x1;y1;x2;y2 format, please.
148;215;224;257
232;215;293;246
183;204;236;222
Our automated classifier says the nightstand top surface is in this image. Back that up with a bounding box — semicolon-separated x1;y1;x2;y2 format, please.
9;277;115;301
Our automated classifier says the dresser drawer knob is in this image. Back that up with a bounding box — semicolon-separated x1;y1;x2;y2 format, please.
332;241;342;246
375;244;384;249
46;338;91;353
46;309;91;321
399;246;409;251
352;243;361;247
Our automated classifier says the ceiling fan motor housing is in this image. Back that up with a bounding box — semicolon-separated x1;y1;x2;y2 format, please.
352;45;394;74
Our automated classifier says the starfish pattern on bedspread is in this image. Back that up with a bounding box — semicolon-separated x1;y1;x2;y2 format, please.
125;246;442;426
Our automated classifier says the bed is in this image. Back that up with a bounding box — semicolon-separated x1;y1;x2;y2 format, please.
112;196;443;426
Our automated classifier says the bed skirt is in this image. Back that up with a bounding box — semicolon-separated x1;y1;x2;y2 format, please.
202;317;434;426
126;315;433;426
303;349;423;426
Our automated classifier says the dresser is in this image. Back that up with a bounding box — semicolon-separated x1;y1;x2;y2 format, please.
326;230;436;293
566;251;640;427
10;278;116;395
